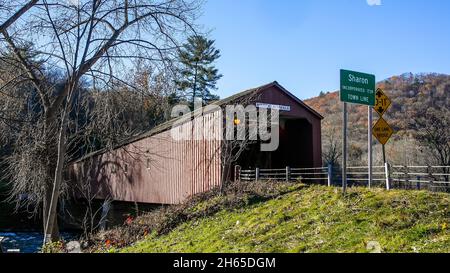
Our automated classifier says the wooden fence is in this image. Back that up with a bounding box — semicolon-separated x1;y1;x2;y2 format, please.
236;164;450;193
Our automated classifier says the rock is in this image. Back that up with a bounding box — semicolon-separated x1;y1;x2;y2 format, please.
366;241;382;253
81;241;90;249
66;241;82;253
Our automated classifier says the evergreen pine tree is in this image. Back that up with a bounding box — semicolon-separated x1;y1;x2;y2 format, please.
176;35;222;108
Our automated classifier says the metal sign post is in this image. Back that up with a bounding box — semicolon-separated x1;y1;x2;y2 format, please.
340;69;376;194
342;102;348;194
368;106;373;188
373;88;393;164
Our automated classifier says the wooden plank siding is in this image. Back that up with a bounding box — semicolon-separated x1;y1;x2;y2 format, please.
69;110;222;205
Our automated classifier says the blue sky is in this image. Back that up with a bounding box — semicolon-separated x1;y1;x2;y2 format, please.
199;0;450;100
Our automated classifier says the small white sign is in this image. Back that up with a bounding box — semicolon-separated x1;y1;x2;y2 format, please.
256;103;291;112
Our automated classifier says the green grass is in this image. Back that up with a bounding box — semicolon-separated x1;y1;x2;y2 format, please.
118;185;449;253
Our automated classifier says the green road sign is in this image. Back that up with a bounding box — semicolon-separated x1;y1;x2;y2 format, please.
340;69;376;106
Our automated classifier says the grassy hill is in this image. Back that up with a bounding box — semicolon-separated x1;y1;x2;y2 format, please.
98;183;449;253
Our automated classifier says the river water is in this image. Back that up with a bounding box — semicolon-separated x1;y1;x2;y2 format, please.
0;231;79;253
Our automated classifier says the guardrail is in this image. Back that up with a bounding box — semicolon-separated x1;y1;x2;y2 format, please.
390;165;450;192
236;164;450;192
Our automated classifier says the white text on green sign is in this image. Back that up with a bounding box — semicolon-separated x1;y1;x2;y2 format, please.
340;69;376;106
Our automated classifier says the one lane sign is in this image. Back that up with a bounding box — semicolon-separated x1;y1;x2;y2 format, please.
373;117;394;145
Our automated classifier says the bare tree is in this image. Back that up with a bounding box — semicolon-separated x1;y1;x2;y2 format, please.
218;91;262;191
0;1;38;33
410;106;450;180
66;156;114;239
0;0;200;243
322;125;342;167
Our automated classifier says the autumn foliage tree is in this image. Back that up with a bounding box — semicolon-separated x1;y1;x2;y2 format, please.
306;73;450;167
410;102;450;178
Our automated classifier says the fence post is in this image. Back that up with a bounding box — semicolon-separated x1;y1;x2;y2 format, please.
416;176;421;190
384;162;391;190
428;166;434;192
255;168;260;182
327;164;333;187
286;166;291;182
404;166;409;190
234;165;241;182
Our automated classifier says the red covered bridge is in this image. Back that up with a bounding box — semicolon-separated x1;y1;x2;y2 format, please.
69;82;323;205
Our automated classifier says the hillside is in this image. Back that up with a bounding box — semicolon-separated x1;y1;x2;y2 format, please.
304;73;450;166
108;183;449;253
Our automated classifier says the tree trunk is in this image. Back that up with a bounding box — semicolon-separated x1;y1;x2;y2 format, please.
42;112;62;243
43;189;60;242
43;120;66;244
192;62;199;108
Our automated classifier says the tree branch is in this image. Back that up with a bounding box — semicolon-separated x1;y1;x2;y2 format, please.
0;0;38;33
1;30;50;110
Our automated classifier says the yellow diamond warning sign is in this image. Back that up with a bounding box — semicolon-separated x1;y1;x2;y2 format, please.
373;117;394;145
374;88;391;116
